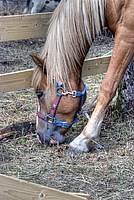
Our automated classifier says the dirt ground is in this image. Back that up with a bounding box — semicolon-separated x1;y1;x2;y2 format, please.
0;1;134;200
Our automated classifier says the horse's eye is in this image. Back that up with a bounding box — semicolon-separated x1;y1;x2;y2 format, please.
36;91;45;99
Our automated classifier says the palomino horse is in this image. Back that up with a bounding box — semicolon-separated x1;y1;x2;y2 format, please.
31;0;134;153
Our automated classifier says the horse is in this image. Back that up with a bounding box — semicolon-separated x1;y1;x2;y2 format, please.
23;0;60;14
31;0;134;153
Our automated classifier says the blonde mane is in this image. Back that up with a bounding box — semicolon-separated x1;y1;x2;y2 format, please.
32;0;105;89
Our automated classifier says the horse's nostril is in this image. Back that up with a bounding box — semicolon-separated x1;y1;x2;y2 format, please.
36;132;45;144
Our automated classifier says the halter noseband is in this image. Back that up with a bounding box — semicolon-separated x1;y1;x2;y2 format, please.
36;81;86;128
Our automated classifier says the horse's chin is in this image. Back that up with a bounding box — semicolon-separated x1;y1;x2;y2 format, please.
36;130;65;146
49;131;65;145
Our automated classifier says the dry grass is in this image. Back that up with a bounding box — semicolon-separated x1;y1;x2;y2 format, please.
0;115;133;199
0;79;133;199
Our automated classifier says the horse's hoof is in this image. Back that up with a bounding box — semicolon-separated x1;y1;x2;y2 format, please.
68;141;89;154
68;136;90;154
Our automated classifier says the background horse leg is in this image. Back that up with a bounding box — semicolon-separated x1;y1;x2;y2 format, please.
31;0;44;14
69;26;134;153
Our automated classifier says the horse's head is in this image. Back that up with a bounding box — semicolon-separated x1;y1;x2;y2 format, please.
31;54;86;146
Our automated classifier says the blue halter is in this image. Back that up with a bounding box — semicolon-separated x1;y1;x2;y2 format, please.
36;82;86;128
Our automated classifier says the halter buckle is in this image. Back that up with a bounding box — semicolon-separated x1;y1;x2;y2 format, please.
72;91;77;97
62;91;67;96
47;115;54;124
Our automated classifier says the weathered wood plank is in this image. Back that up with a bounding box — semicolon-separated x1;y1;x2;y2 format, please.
0;13;52;42
0;69;33;92
82;55;110;77
71;193;91;199
0;56;111;93
0;174;90;200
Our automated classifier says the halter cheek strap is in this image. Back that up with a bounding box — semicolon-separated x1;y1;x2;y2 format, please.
36;82;86;128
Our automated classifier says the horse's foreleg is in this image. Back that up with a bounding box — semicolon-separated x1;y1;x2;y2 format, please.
31;0;44;14
69;26;134;153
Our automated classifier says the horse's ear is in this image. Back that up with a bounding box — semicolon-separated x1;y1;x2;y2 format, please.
29;53;44;68
29;53;47;74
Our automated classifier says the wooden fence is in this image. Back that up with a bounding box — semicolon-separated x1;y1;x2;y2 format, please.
0;13;111;93
0;13;52;41
0;174;91;200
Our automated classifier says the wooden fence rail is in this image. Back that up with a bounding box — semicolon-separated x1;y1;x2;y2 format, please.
0;55;110;92
0;13;52;41
0;174;91;200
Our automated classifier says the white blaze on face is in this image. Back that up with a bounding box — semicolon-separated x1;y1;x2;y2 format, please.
36;103;43;143
36;103;40;129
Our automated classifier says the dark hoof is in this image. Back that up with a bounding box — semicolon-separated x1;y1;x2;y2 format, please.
94;143;104;152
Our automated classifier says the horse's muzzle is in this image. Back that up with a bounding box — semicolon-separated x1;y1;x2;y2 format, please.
36;128;65;146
